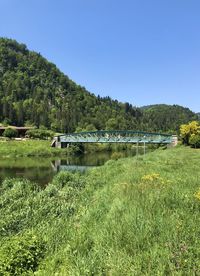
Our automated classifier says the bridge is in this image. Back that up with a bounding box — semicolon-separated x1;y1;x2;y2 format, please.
51;130;177;148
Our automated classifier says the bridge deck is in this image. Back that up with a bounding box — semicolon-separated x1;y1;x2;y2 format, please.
52;130;175;147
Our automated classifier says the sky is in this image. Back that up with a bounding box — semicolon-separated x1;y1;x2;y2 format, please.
0;0;200;112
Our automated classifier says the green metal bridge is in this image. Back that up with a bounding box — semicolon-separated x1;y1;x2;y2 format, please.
52;130;177;148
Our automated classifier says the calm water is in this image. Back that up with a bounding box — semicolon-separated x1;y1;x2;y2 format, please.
0;149;145;185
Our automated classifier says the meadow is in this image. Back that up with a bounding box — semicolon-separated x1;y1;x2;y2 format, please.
0;146;200;275
0;140;72;157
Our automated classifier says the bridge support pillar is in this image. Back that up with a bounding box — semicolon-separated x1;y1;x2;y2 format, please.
171;135;178;147
51;136;61;148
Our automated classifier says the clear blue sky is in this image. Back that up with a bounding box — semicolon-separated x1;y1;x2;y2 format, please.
0;0;200;112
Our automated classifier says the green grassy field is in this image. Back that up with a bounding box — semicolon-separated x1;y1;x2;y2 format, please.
1;146;200;275
0;140;72;157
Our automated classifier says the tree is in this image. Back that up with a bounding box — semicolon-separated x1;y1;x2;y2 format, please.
189;134;200;148
180;121;200;145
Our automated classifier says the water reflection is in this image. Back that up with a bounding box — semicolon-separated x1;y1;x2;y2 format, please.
0;148;145;185
51;159;94;173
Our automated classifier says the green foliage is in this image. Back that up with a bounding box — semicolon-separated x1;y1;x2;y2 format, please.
142;104;198;132
26;128;54;140
0;172;85;272
75;123;97;133
1;118;11;126
52;171;84;189
110;152;124;160
180;121;200;146
106;117;126;130
0;140;73;157
3;127;18;138
189;134;200;148
1;148;200;274
0;232;45;275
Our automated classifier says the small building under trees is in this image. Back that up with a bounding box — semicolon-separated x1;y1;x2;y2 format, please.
0;127;34;137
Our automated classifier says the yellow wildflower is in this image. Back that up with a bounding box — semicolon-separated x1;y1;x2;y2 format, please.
141;173;160;182
194;190;200;200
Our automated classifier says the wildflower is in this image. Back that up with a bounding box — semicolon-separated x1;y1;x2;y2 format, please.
194;190;200;200
141;173;160;182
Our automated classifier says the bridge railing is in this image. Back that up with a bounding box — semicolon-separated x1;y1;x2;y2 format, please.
58;130;171;137
52;130;174;147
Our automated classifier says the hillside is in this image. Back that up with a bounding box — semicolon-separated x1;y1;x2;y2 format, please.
141;104;198;132
0;38;143;133
0;38;198;133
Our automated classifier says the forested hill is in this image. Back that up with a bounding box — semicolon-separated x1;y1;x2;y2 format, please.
0;38;142;132
141;104;198;132
0;38;198;133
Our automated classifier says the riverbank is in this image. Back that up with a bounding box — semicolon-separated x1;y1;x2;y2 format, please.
0;140;74;157
1;146;200;274
0;139;156;158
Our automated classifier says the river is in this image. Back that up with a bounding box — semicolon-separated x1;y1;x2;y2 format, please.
0;148;146;185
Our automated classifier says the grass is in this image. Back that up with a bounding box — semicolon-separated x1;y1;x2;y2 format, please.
1;146;200;274
0;139;73;157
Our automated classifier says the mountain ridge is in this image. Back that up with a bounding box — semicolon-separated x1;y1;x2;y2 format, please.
141;104;198;114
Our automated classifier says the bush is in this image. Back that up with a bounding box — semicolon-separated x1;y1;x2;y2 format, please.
180;121;200;145
3;128;18;138
0;233;45;275
1;118;11;126
26;128;54;140
189;134;200;148
52;171;83;189
111;152;124;160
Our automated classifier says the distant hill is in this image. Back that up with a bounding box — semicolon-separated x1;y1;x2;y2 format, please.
0;38;198;133
141;104;198;132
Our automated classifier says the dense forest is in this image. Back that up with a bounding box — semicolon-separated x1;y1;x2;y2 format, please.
141;104;198;132
0;38;198;133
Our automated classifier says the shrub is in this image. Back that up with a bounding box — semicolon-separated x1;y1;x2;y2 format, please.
189;134;200;148
180;121;200;145
111;152;124;160
0;233;45;275
52;171;81;189
3;128;18;138
26;128;54;140
1;118;11;126
1;178;15;190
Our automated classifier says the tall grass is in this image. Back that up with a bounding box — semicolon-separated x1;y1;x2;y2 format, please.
0;140;72;157
1;146;200;274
